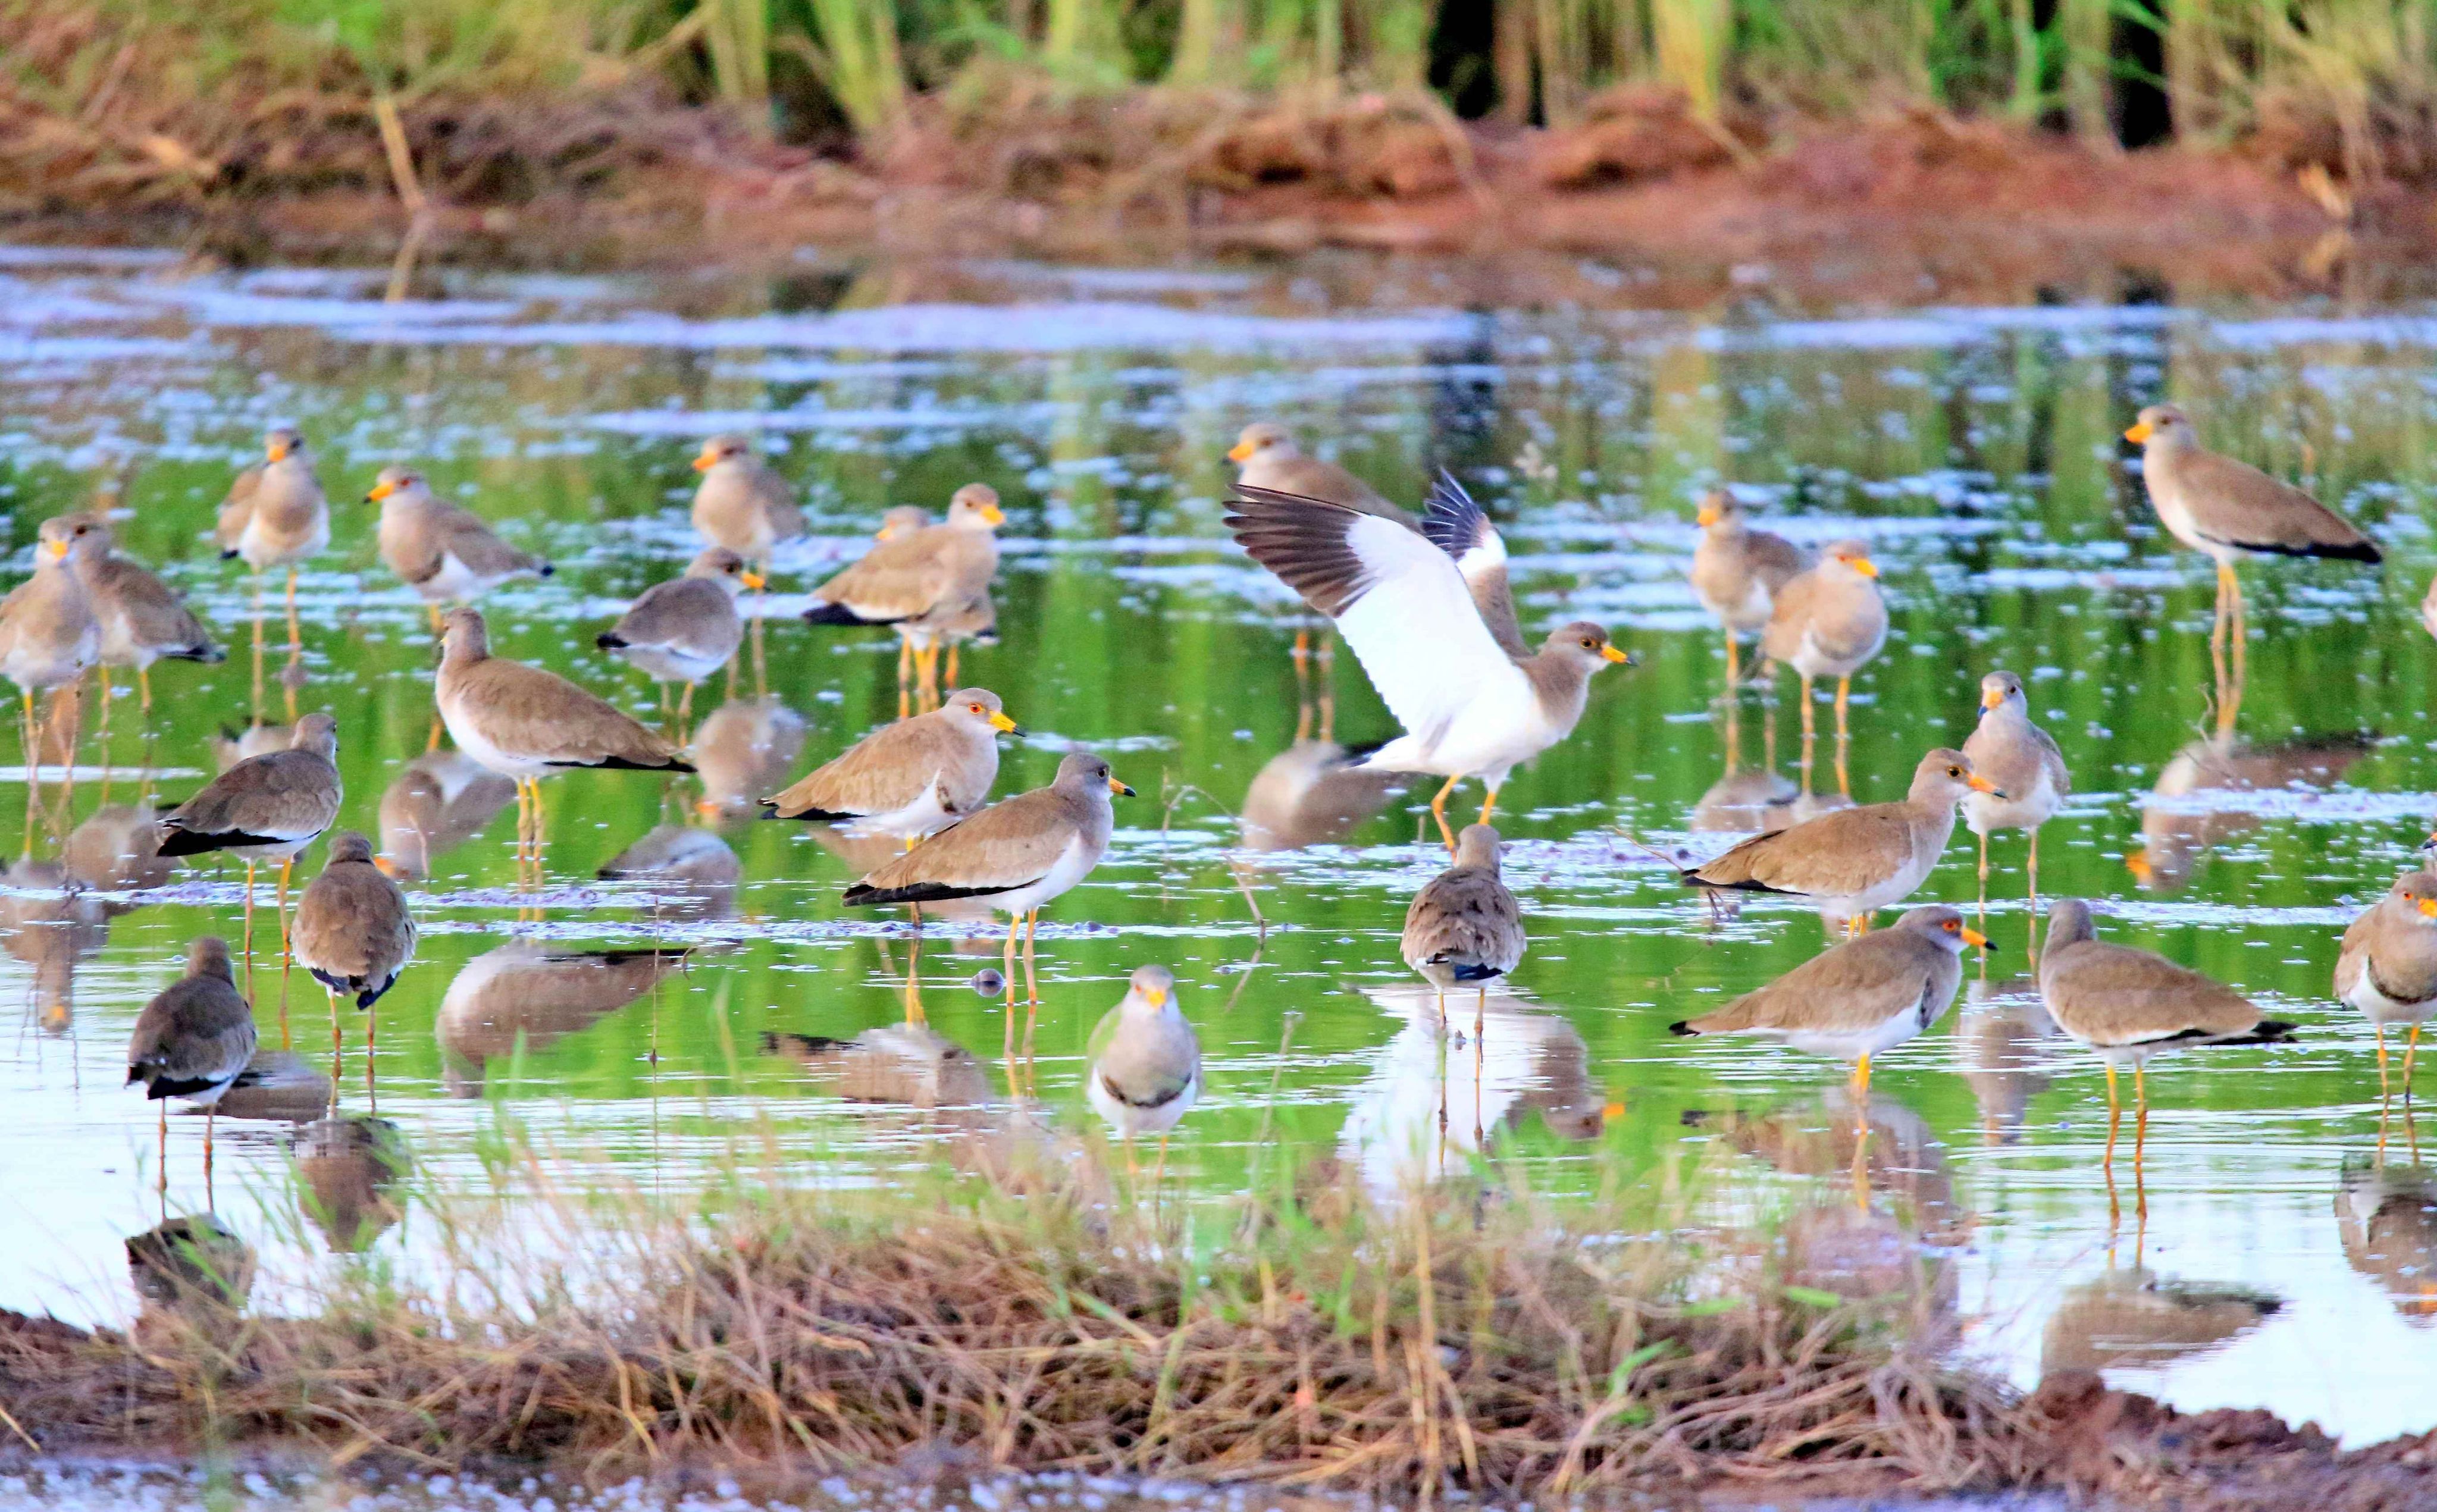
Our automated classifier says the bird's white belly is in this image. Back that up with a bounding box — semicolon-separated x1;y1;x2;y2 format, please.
1410;679;1556;781
616;643;725;685
1965;772;2057;836
1088;1068;1198;1138
1815;848;1934;923
2150;488;2235;563
1784;1008;1924;1062
847;774;957;840
441;701;557;780
242;514;328;571
987;835;1094;917
2344;971;2437;1027
422;553;493;603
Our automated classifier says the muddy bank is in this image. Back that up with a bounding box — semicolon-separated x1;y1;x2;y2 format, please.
10;95;2430;309
4;1312;2433;1509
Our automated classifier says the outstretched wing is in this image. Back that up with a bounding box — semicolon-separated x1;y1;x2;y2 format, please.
1227;483;1527;751
1422;473;1528;658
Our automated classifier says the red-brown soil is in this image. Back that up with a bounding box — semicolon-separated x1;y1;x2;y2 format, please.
11;77;2433;308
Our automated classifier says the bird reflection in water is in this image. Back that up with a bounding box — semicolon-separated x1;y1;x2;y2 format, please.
598;825;740;921
1689;697;1797;837
1686;1089;1971;1242
1951;976;2057;1146
688;695;807;823
437;942;690;1096
126;1213;253;1341
376;749;515;880
1689;1091;1966;1337
295;1114;409;1253
1339;982;1606;1203
2336;1157;2437;1325
2126;733;2373;892
2040;1266;2282;1378
0;857;111;1032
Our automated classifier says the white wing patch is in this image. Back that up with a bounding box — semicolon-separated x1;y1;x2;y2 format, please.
1332;513;1530;752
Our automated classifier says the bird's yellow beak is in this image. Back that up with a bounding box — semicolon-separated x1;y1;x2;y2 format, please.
267;440;290;462
1965;773;2004;795
1226;441;1256;463
691;450;716;472
1696;502;1722;528
1143;986;1167;1008
365;480;396;502
740;571;766;590
695;799;722;818
2123;421;2154;445
2417;897;2437;918
1960;926;1992;949
979;503;1006;526
373;855;403;879
1599;644;1633;664
1109;776;1135;796
1843;554;1880;578
2125;852;2156;882
46;538;67;560
988;710;1020;733
1981;687;2005;711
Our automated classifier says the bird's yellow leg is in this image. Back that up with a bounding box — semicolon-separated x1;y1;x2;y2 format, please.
1477;784;1500;829
2407;1024;2422;1103
2379;1022;2391;1102
137;664;152;715
427;603;443;636
284;566;300;653
1427;774;1461;854
1001;921;1019;1062
325;984;343;1103
945;641;960;689
2133;1064;2150;1219
678;681;696;742
1723;632;1739;689
2102;1063;2120;1174
1976;829;1989;930
1797;672;1816;794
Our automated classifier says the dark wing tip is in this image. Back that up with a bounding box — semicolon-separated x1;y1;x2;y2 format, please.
1420;471;1487;560
218;548;240;561
595;632;625;650
1667;1020;1697;1037
801;601;874;626
537;562;556;578
1450;962;1503;982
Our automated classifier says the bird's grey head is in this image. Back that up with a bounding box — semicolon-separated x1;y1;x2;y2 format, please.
365;465;426;506
1543;621;1634;672
264;428;308;463
1912;748;2000;805
2044;897;2098;951
2126;403;2194;448
944;689;1017;735
694;434;751;470
1056;750;1133;798
1823;539;1880;582
1228;422;1296;465
292;712;340;761
326;830;375;866
1893;904;1985;955
2394;871;2437;926
688;547;760;593
947;484;1004;531
1454;823;1502;871
36;513;106;565
1694;489;1742;531
440;607;490;663
187;936;234;981
1126;964;1176;1010
1978;670;2026;717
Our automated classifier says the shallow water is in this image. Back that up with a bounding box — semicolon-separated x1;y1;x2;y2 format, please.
2;251;2436;1447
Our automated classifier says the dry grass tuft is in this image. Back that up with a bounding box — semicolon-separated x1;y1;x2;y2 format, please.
0;1142;2035;1496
